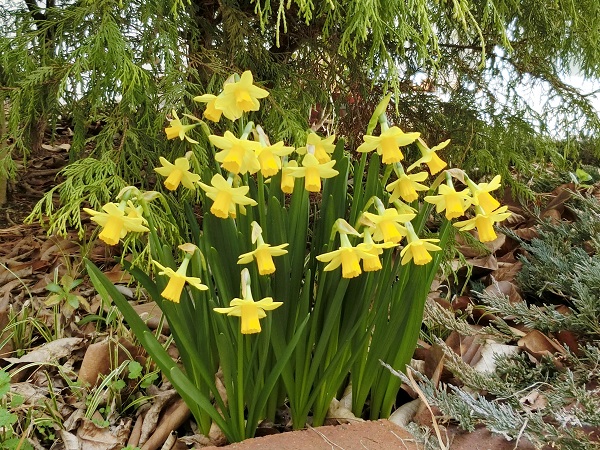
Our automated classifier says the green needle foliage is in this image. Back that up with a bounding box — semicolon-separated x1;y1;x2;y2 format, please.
1;0;600;234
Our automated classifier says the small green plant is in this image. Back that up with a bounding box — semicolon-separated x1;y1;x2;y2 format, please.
0;370;33;450
45;271;88;311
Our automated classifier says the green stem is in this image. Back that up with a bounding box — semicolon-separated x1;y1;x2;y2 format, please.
237;331;245;438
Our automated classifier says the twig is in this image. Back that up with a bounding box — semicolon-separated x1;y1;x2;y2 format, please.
308;425;347;450
405;367;449;450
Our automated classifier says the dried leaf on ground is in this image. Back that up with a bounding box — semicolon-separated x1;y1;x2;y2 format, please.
3;337;84;364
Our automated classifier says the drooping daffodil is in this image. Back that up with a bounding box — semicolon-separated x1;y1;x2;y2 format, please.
386;163;430;203
164;110;199;143
255;141;295;178
424;174;472;220
286;153;339;192
193;94;222;122
357;125;420;164
154;155;201;191
407;138;449;175
199;173;257;219
238;222;289;275
453;205;512;242
83;201;149;246
296;133;336;163
214;71;269;121
153;244;208;303
400;221;442;265
209;130;262;175
361;198;416;244
356;229;395;272
465;174;502;213
316;219;373;278
280;159;298;194
214;268;282;334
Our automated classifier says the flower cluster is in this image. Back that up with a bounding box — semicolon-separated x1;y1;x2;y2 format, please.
83;70;512;335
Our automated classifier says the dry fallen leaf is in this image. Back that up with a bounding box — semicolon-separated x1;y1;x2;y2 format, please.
77;417;131;450
518;329;567;359
3;337;84;364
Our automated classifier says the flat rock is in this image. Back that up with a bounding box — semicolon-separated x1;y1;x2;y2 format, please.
201;420;419;450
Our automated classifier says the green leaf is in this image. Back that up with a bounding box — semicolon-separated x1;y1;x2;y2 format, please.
140;372;158;389
0;408;17;427
66;293;80;309
111;379;126;391
45;282;64;294
127;361;143;379
9;394;24;409
0;370;10;397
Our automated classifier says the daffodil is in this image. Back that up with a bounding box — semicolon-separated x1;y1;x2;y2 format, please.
193;94;223;122
214;71;269;121
317;235;370;279
386;164;429;203
164;110;199;143
280;159;298;194
154;156;201;191
286;153;339;192
361;204;416;244
465;175;502;213
424;176;472;220
209;131;261;175
356;230;395;272
453;205;512;242
199;173;257;219
255;141;295;178
83;201;149;246
214;269;282;334
316;220;373;278
400;222;441;265
153;245;208;303
407;138;449;175
296;133;336;163
238;222;289;275
357;126;420;164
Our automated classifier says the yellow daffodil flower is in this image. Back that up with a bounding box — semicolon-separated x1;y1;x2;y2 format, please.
83;202;149;246
317;232;372;278
361;207;416;244
255;141;295;178
238;222;289;275
193;94;223;122
280;159;298;193
214;71;269;121
199;174;258;219
209;131;262;175
296;133;336;163
357;126;420;164
453;205;512;242
164;110;199;143
400;222;441;265
386;164;429;203
407;138;449;175
466;175;502;213
153;247;208;303
214;269;282;334
356;230;395;272
154;156;201;191
286;153;339;192
424;179;472;220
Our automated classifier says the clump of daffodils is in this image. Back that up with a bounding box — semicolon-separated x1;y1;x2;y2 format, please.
84;69;511;320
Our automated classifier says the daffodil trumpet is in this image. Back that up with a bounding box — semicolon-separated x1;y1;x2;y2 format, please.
237;222;289;275
153;245;208;303
214;268;282;334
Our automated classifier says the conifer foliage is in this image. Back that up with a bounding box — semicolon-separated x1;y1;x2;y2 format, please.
1;0;600;233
